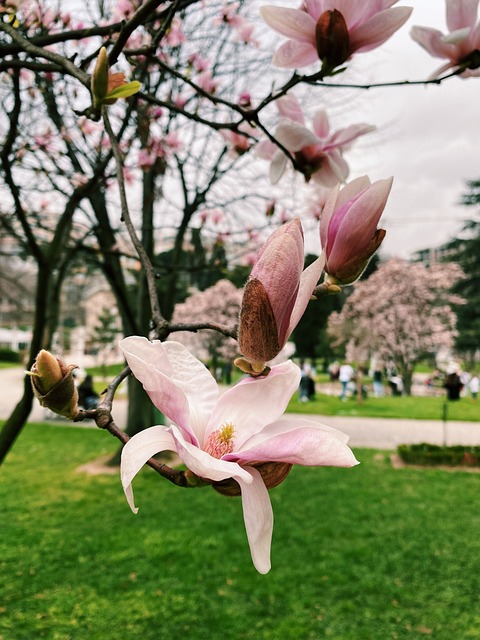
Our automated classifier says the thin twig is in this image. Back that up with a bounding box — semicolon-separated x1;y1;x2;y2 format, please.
102;108;166;333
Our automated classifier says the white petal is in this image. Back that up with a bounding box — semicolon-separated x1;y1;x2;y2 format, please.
269;151;288;184
205;361;301;449
260;6;316;43
231;417;360;468
275;120;319;152
170;425;252;484
120;425;177;513
286;252;326;338
120;337;218;444
238;467;273;574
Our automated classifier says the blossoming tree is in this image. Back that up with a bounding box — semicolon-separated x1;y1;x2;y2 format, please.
327;258;464;394
1;0;479;571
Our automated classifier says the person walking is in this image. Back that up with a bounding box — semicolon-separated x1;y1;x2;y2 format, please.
339;362;354;401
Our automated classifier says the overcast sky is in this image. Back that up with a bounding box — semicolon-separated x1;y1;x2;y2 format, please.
335;0;480;259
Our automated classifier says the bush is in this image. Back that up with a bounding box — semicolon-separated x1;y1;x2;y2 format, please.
397;443;480;467
0;348;22;363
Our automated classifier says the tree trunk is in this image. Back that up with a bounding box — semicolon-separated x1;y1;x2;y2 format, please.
0;263;54;464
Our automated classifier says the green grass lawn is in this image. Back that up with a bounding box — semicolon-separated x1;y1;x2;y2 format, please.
288;392;480;422
1;424;480;640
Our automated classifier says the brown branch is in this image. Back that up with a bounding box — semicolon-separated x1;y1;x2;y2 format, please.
74;366;192;488
0;21;90;87
101;108;166;333
167;321;238;340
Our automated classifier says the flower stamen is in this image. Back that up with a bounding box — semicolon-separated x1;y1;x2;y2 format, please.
204;422;236;458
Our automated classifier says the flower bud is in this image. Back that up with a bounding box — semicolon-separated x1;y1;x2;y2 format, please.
28;350;79;419
315;10;350;72
320;176;392;285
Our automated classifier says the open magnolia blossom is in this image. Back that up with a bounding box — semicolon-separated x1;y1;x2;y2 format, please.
256;94;374;186
260;1;412;70
320;176;392;285
119;336;358;574
411;0;480;78
237;218;325;374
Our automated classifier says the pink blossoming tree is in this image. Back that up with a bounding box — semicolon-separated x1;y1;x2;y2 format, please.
328;259;464;394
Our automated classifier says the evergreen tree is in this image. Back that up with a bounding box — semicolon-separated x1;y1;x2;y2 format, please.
443;180;480;366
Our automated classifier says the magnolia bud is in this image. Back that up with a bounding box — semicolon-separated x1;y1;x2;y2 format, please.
328;228;386;285
237;278;281;371
28;350;79;419
315;10;350;72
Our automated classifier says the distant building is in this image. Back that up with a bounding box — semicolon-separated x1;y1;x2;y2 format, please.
411;245;455;267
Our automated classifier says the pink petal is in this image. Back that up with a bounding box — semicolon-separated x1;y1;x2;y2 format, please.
276;94;305;125
275;120;320;152
350;7;413;53
446;0;479;32
287;253;325;338
410;25;459;59
170;425;253;484
312;110;330;139
260;6;316;43
120;425;177;513
238;467;273;574
251;220;304;345
328;177;392;267
312;150;349;187
272;41;319;68
229;417;359;468
120;337;218;444
204;361;301;448
269;151;288;184
327;123;376;151
256;138;277;160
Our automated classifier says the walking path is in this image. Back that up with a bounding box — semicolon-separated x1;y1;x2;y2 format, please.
1;367;479;450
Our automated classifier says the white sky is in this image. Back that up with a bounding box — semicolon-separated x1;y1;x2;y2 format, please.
334;0;480;258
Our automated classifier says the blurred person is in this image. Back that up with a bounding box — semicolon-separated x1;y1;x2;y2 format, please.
372;368;384;397
469;374;479;400
78;374;99;410
444;369;463;401
339;361;354;401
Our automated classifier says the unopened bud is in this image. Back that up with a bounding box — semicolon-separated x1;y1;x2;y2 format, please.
315;10;350;72
28;350;79;419
327;228;386;285
91;47;109;109
237;278;280;368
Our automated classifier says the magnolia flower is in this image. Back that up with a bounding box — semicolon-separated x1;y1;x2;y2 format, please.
257;94;374;186
320;176;392;285
410;0;480;78
119;336;358;574
237;218;324;374
260;1;412;70
221;122;257;155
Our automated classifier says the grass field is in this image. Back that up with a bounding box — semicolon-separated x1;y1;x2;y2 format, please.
1;423;480;640
287;392;480;422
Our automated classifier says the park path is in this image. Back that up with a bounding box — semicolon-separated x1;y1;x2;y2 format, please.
1;367;479;450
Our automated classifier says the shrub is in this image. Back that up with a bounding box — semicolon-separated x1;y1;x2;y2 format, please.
397;443;480;467
0;348;22;363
